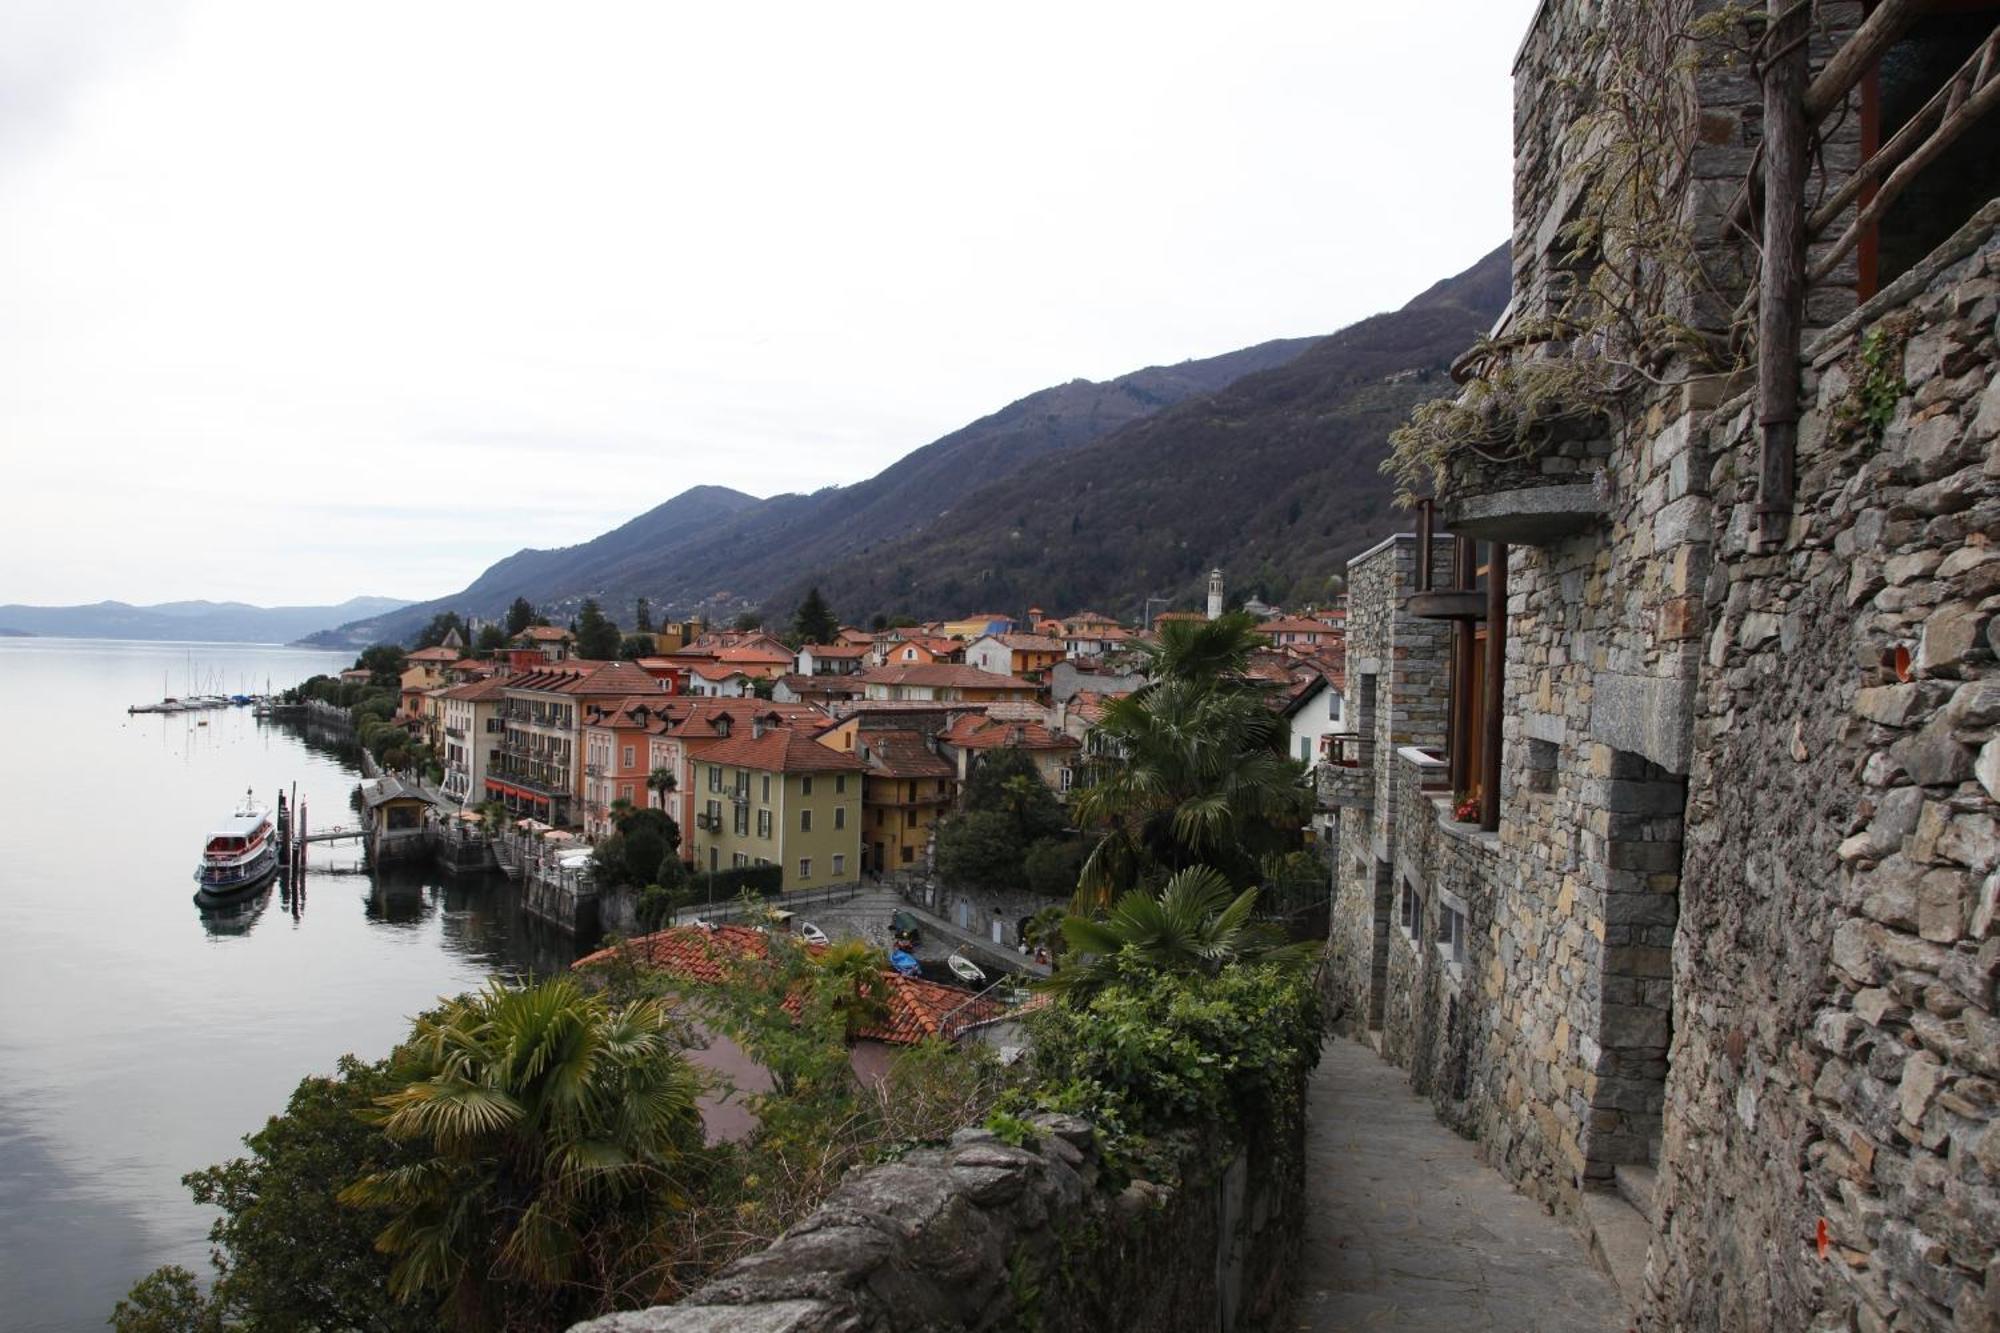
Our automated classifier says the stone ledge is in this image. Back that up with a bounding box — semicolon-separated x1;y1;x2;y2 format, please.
1406;590;1487;620
1442;482;1605;545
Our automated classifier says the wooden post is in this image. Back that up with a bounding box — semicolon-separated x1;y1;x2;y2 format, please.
1480;543;1508;833
1416;500;1434;593
1756;0;1809;550
1448;537;1478;799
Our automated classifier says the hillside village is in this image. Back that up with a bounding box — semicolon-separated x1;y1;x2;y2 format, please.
104;1;2000;1330
310;569;1347;899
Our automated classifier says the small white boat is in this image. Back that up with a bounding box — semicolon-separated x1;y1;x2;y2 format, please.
193;789;279;904
799;922;829;946
947;952;986;985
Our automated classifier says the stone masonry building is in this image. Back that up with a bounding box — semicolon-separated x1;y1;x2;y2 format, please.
1326;2;2000;1329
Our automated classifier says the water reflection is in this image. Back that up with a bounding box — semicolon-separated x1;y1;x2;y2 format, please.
0;640;586;1330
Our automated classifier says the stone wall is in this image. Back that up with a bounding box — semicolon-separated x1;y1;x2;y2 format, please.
1648;217;2000;1332
571;1111;1305;1333
1328;535;1452;1034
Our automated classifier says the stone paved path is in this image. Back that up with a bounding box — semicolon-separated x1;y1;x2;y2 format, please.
1295;1038;1632;1332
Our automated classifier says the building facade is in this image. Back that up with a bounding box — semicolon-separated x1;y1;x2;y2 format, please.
688;722;863;892
1327;4;2000;1328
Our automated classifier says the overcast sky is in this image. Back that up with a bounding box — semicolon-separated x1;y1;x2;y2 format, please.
1;0;1535;608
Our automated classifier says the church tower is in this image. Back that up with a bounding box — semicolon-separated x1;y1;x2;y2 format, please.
1206;568;1224;620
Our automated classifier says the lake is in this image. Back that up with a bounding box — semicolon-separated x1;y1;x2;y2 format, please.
0;638;581;1331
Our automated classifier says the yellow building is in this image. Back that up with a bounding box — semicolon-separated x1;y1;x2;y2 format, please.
852;730;957;875
688;721;863;891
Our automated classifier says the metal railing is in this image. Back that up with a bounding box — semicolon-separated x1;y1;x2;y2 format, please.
1320;732;1372;767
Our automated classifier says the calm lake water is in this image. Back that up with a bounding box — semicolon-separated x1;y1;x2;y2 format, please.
0;638;582;1331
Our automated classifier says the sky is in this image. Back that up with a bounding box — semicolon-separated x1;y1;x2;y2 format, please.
1;0;1536;608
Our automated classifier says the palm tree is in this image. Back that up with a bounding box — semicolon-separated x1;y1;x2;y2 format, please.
608;796;636;829
646;767;677;811
1138;610;1267;691
810;939;892;1040
1071;678;1310;908
1044;865;1315;1003
340;979;702;1326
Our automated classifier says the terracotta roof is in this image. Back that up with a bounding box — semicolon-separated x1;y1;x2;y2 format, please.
940;712;1079;752
516;625;572;641
1256;617;1339;634
688;661;751;681
504;661;666;697
573;925;990;1046
440;674;512;702
860;664;1034;690
716;645;795;665
858;729;956;779
691;724;864;773
776;673;865;696
992;633;1064;652
406;646;462;663
803;642;869;658
667;700;826;739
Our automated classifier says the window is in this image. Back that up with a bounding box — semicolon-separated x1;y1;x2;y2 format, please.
733;803;748;835
1299;737;1312;764
901;844;914;863
906;809;917;828
706;799;721;830
708;765;722;793
1400;882;1421;940
836;774;846;793
622;745;635;768
801;809;813;832
832;854;845;875
762;774;771;802
834;806;845;830
757;809;772;838
798;858;812;880
732;852;747;868
1439;900;1467;969
802;776;814;796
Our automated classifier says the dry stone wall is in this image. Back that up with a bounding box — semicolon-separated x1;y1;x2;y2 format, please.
571;1111;1305;1333
1651;217;2000;1332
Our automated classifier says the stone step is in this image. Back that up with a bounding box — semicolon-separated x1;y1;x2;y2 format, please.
1581;1187;1652;1321
1614;1163;1659;1228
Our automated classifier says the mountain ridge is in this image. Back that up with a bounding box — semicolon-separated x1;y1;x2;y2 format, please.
303;336;1321;646
0;596;413;643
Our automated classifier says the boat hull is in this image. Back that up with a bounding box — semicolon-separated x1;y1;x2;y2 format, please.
193;846;279;905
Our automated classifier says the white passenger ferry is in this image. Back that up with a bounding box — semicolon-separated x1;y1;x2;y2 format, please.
193;790;279;903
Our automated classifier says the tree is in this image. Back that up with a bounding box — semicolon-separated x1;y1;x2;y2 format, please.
1023;836;1089;899
1139;610;1266;689
633;597;653;633
504;598;535;637
358;643;408;684
1045;865;1314;1003
646;766;678;810
592;807;681;890
962;749;1065;844
474;624;508;657
574;598;621;661
935;809;1028;893
618;633;657;660
116;1055;429;1333
811;939;892;1039
416;612;469;650
869;614;888;632
731;611;762;633
340;980;703;1326
791;587;838;647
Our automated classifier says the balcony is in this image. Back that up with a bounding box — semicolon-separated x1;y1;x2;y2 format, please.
1425;361;1613;546
1316;733;1375;811
445;725;467;740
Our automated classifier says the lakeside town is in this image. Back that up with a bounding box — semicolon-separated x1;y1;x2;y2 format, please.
292;572;1348;937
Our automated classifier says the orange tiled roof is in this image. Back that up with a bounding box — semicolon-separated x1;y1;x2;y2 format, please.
439;674;512;701
992;633;1065;652
1256;617;1339;634
803;642;870;658
691;724;864;774
860;664;1034;690
859;729;956;779
516;625;572;641
941;712;1079;752
572;925;988;1046
406;646;462;663
505;661;666;697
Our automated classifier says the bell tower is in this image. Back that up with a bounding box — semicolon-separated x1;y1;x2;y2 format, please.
1206;568;1224;620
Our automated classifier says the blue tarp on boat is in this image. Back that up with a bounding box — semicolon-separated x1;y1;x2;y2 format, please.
888;948;921;976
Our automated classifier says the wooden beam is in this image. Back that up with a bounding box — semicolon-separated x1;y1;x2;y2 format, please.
1756;0;1809;550
1448;536;1477;800
1808;56;2000;285
1803;0;1922;123
1479;543;1508;833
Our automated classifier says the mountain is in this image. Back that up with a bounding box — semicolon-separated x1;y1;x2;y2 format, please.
767;244;1511;620
302;335;1321;646
0;596;414;644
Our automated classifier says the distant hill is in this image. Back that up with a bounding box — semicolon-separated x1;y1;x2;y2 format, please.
771;244;1511;620
302;336;1321;647
0;596;413;644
